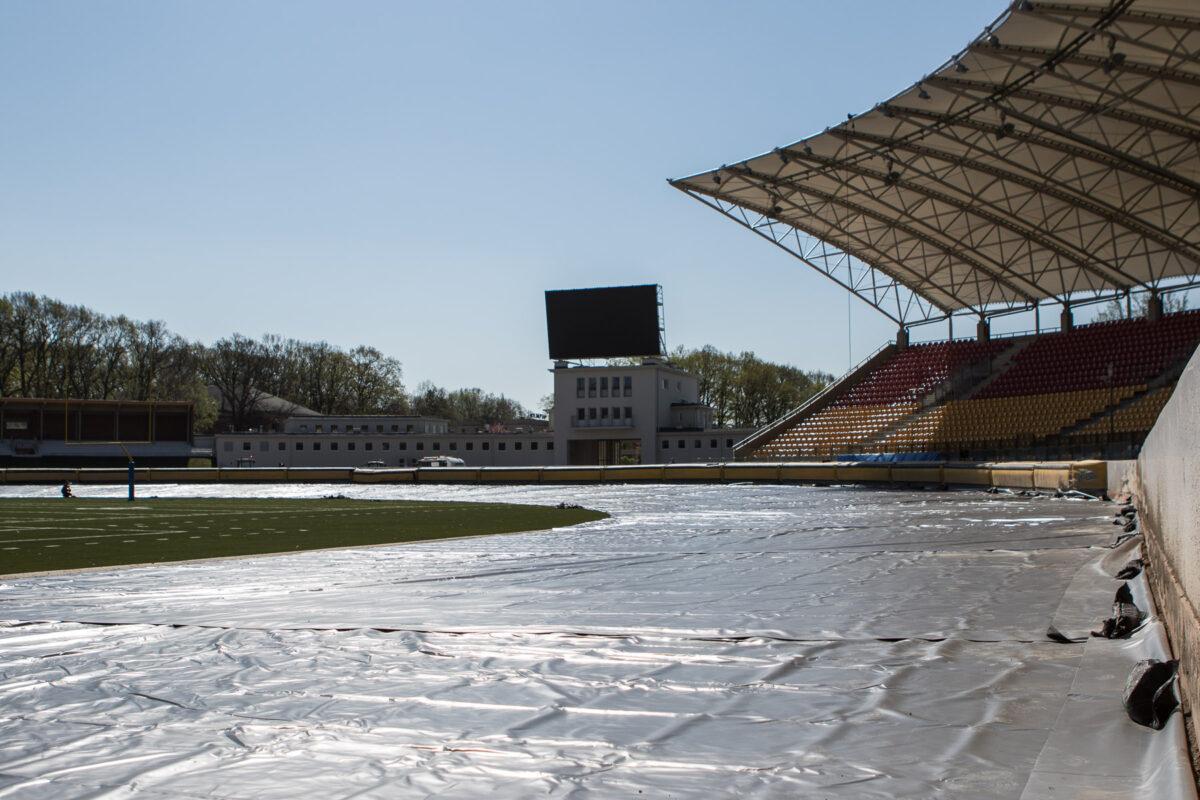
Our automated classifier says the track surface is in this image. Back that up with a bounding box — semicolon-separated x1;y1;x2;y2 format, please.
0;498;605;574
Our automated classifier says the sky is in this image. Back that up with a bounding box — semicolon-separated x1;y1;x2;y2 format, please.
1;1;1013;409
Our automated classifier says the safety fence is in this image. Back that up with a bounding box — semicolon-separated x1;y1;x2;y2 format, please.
0;460;1107;493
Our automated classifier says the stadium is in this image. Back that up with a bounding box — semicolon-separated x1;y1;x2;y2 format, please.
2;1;1200;798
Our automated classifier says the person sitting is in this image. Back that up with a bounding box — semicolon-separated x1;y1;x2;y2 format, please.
60;482;75;499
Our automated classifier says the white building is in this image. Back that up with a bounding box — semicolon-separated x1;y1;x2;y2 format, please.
550;359;751;465
214;361;751;468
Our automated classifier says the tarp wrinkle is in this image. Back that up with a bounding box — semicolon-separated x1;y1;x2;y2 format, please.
0;483;1192;798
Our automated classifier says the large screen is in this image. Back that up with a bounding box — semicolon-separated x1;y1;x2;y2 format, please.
545;285;663;360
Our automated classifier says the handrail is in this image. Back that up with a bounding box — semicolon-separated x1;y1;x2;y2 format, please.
733;340;895;457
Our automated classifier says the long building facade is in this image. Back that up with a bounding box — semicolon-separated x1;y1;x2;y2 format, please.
214;360;751;467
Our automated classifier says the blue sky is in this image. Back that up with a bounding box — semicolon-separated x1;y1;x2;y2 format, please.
1;1;1009;408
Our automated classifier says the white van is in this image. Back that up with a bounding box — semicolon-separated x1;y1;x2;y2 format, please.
415;456;466;468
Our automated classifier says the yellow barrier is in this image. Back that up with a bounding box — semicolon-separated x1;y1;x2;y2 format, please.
779;464;837;482
836;464;891;483
542;467;605;482
219;468;289;482
0;461;1114;494
889;465;944;484
472;468;542;483
604;465;667;481
944;466;993;486
414;467;482;483
4;468;77;483
1068;460;1107;493
287;468;356;482
77;468;131;483
723;464;782;481
352;469;415;483
1032;466;1070;491
150;468;219;481
663;465;724;481
989;464;1036;489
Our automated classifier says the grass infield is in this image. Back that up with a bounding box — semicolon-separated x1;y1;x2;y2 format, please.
0;497;607;575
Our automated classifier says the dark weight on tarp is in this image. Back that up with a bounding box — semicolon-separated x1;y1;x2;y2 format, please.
1124;659;1179;730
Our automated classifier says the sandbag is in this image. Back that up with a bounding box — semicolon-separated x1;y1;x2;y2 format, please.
1123;659;1178;730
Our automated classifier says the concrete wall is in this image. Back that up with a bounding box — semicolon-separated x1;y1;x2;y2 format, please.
1136;343;1200;748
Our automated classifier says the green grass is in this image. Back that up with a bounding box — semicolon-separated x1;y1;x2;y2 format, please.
0;498;607;575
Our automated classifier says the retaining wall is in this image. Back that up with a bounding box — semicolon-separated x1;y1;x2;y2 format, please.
0;460;1108;493
1136;344;1200;749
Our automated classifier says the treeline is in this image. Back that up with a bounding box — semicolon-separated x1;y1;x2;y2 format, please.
0;293;528;432
669;346;833;428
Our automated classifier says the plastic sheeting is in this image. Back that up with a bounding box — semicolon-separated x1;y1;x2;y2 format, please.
0;483;1194;798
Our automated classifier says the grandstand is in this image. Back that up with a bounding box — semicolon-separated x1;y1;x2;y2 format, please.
740;311;1200;461
671;0;1200;464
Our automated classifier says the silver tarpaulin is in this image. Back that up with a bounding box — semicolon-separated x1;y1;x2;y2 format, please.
0;484;1193;798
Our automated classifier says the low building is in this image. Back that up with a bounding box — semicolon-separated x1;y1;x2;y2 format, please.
214;359;751;468
0;398;197;466
216;414;553;468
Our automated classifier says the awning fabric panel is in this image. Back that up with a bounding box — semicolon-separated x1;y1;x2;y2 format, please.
671;0;1200;319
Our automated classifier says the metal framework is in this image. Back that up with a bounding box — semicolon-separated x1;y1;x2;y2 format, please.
670;0;1200;327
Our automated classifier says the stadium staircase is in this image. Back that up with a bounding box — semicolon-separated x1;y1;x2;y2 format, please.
738;310;1200;462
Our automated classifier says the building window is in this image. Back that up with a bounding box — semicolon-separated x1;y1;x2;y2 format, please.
376;425;383;433
331;442;339;450
624;376;632;396
348;442;356;451
482;442;490;450
726;439;733;448
678;440;685;448
624;406;632;418
391;424;399;432
499;442;506;451
399;442;407;450
694;439;701;448
331;425;339;432
515;441;522;450
315;425;324;433
530;441;538;450
449;441;457;450
600;376;608;396
588;377;597;397
299;424;309;432
277;442;285;451
365;442;373;451
313;442;321;451
611;406;619;420
416;442;424;451
710;439;717;448
601;407;609;419
588;408;597;420
576;377;585;398
577;408;585;421
547;442;554;450
663;440;670;449
383;442;391;450
223;441;233;452
242;442;251;450
295;442;304;450
466;442;474;451
406;424;414;433
433;442;441;451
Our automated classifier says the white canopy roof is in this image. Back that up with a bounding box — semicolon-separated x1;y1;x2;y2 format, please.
671;0;1200;324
